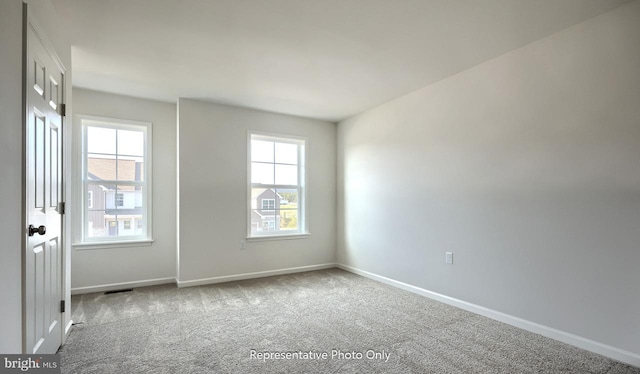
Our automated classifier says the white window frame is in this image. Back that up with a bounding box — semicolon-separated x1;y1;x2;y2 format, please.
247;131;308;240
75;115;153;247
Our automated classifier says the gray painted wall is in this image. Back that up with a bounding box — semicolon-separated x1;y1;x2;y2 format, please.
337;0;640;356
178;99;336;282
71;88;177;289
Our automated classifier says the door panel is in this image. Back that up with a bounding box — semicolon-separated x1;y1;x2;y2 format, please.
25;18;64;354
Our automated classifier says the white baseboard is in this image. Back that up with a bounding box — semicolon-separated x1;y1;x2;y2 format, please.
336;263;640;368
71;277;177;295
177;263;336;288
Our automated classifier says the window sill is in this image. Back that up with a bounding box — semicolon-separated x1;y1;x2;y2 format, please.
73;239;154;250
246;233;310;242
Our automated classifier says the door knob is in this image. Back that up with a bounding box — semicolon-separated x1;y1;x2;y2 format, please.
28;225;46;236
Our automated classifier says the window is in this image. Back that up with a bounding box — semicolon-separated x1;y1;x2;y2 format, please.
261;199;275;211
249;133;306;237
79;116;152;243
262;221;276;231
116;193;124;207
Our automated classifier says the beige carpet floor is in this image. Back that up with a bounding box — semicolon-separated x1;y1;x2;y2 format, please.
59;269;639;373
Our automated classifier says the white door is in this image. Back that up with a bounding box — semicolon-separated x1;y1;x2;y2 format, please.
25;16;65;354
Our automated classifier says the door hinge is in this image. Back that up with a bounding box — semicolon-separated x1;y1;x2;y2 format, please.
60;300;65;313
59;103;66;117
59;202;65;214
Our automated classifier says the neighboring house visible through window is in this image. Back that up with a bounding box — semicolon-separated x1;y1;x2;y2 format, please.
249;132;306;237
79;116;152;243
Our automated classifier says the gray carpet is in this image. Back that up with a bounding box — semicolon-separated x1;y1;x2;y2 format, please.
60;269;639;373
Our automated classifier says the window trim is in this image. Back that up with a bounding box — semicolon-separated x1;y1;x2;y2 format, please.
74;115;153;247
247;131;308;239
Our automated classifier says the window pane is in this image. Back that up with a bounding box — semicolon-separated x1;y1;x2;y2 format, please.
87;154;116;180
276;188;298;205
117;157;144;181
87;126;116;154
118;216;140;236
250;216;277;234
275;142;297;165
251;188;278;211
278;209;299;231
86;211;111;238
251;140;274;162
117;129;144;156
106;219;118;237
114;185;144;210
97;183;116;210
116;186;144;236
251;162;274;184
250;188;279;234
275;164;297;185
91;184;144;239
103;188;118;209
88;214;146;239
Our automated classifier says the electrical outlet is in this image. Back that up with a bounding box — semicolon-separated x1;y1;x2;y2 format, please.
445;252;453;264
240;239;246;250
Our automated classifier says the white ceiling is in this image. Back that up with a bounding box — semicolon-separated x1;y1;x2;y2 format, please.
53;0;629;122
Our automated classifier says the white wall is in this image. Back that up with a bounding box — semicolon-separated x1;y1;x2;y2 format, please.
178;99;336;283
338;0;640;358
71;89;176;290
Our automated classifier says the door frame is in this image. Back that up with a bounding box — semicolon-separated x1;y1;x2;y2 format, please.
21;2;69;353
